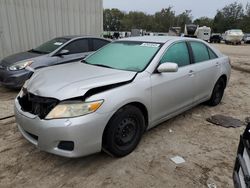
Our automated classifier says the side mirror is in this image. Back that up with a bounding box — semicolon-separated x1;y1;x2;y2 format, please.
56;49;69;56
157;62;178;73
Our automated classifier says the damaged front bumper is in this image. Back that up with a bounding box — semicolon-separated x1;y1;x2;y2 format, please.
14;97;111;158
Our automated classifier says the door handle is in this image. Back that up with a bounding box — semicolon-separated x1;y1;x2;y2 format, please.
188;70;194;76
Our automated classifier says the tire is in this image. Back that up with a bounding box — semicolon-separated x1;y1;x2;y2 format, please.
102;105;145;157
207;78;226;106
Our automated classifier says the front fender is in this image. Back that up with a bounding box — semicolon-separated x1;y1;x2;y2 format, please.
86;74;152;124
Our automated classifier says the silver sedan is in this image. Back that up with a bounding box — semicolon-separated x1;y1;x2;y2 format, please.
14;36;231;158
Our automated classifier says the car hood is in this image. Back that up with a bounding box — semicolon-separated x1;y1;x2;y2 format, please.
26;62;137;100
0;51;44;67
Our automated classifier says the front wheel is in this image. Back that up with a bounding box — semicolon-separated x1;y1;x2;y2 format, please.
102;105;145;157
207;78;226;106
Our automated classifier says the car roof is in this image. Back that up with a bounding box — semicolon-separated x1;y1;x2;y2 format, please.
60;35;110;41
119;36;181;44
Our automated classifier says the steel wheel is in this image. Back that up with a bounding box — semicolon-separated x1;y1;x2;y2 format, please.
102;105;145;157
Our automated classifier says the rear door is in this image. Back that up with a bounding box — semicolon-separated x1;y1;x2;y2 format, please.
188;41;220;103
151;42;195;123
56;39;90;64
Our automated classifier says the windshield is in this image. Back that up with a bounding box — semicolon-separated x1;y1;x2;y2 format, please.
85;41;162;72
32;38;70;54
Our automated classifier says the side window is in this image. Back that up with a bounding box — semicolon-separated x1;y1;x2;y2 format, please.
208;48;218;60
160;42;190;67
93;39;109;51
190;42;210;63
63;39;89;54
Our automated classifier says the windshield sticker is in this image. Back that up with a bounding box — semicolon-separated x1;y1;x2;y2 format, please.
140;43;160;48
54;42;63;46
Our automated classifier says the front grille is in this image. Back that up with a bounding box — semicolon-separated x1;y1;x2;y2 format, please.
18;92;59;119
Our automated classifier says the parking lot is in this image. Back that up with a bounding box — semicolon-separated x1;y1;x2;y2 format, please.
0;43;249;188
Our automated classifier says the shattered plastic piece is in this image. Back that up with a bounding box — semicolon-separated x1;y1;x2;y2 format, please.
169;129;173;133
170;156;185;164
207;182;217;188
207;115;244;128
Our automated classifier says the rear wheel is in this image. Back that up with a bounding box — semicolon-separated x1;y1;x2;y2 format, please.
207;78;226;106
102;105;145;157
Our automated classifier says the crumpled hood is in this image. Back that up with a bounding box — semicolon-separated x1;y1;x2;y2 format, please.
1;51;43;67
26;62;137;100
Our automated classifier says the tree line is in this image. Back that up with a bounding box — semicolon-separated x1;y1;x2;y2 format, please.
104;2;250;33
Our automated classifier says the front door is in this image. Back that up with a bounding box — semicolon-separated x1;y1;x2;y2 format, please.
56;39;90;65
151;42;195;124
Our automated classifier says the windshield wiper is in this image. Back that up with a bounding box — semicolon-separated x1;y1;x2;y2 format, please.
92;64;113;69
81;60;113;69
81;59;89;64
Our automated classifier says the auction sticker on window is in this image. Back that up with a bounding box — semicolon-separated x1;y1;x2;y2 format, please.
140;43;160;48
54;42;63;46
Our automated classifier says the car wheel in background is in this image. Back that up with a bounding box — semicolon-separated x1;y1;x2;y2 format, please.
102;105;145;157
207;78;226;106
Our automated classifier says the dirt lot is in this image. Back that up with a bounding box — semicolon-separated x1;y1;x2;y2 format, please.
0;44;250;188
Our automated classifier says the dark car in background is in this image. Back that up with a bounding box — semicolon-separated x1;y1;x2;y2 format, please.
210;34;222;43
233;123;250;188
243;33;250;44
0;36;111;89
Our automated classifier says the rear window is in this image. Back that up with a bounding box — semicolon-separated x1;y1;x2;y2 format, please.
190;42;210;63
63;39;89;54
208;48;218;59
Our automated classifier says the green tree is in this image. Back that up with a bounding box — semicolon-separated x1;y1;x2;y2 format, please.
122;11;153;31
175;10;193;32
103;8;192;32
213;11;225;33
246;3;250;17
213;2;244;32
103;2;250;33
193;17;213;28
103;9;125;31
241;3;250;32
154;7;176;32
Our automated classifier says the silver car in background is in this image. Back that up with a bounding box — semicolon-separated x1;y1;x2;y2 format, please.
15;36;231;158
0;36;110;88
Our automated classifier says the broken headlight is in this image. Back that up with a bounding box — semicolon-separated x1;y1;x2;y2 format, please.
45;100;104;120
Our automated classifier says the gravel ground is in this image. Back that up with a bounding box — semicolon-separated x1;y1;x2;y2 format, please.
0;44;249;188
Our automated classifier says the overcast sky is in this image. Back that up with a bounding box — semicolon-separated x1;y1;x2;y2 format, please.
104;0;249;19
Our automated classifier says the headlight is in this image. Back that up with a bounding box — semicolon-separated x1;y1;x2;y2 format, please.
9;61;33;71
45;100;104;120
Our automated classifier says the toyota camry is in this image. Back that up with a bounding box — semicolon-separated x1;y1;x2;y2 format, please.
14;36;231;158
